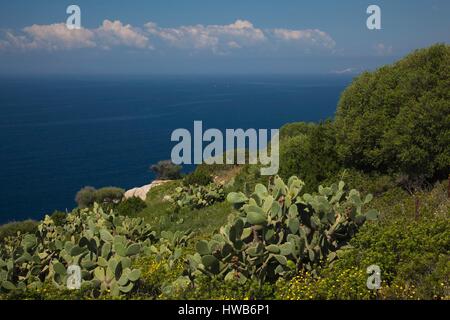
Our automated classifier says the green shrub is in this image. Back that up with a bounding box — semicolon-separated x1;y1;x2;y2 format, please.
232;164;268;195
0;220;38;241
116;197;147;216
150;160;182;180
320;215;450;299
49;211;66;226
279;121;340;193
335;44;450;180
275;267;376;300
74;186;97;208
183;168;213;186
95;187;125;205
74;186;125;208
322;169;397;197
163;275;274;300
0;279;93;300
134;255;185;299
276;195;449;301
280;121;316;140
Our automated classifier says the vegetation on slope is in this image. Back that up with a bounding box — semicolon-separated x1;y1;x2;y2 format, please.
0;44;449;300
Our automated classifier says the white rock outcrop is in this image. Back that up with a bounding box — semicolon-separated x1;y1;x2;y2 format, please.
124;180;171;201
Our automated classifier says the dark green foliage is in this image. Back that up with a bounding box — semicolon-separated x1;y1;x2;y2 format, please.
116;197;147;216
150;160;182;180
183;167;213;186
335;44;450;180
49;211;66;226
329;216;450;299
75;186;97;208
232;164;268;195
279;121;340;192
95;187;125;205
280;121;316;140
0;220;38;241
166;275;274;300
322;169;397;197
75;186;125;208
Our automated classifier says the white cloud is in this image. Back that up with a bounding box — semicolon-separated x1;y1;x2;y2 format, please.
0;19;335;54
0;24;96;50
24;23;96;50
271;28;336;49
145;19;266;53
0;20;149;51
95;20;151;49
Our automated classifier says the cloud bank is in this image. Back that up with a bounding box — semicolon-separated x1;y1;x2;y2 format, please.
0;19;335;54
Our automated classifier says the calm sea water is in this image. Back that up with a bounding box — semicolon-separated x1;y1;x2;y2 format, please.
0;75;352;223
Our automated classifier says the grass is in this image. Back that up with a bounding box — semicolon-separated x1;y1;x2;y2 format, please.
132;179;238;246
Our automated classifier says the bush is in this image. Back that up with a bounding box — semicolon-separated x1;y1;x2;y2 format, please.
116;197;147;216
322;169;397;197
95;187;125;205
275;267;376;300
0;220;38;240
335;44;450;180
75;186;97;208
150;160;182;180
232;164;268;195
75;186;124;208
49;211;66;226
183;168;213;186
276;199;449;301
280;121;316;140
163;275;274;300
279;121;340;192
135;256;184;299
321;215;450;299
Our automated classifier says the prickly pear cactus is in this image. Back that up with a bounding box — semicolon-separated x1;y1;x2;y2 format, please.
172;183;225;210
0;203;158;297
186;176;378;284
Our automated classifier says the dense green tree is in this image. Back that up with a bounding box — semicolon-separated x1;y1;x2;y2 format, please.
335;44;450;180
279;121;340;191
280;121;316;140
150;160;182;180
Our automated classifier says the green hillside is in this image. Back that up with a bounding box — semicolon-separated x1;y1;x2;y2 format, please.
1;44;449;300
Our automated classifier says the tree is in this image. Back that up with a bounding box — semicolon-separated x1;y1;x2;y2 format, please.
335;44;450;180
75;186;97;208
150;160;182;180
279;121;340;192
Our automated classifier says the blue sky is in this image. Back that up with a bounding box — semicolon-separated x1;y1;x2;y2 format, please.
0;0;448;74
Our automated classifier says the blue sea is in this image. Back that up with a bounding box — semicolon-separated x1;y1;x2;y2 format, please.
0;75;352;224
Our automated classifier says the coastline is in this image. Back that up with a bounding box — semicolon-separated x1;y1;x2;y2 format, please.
124;180;172;201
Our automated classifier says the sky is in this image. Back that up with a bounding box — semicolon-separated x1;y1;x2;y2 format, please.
0;0;449;74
